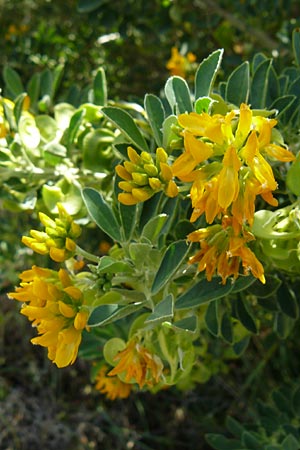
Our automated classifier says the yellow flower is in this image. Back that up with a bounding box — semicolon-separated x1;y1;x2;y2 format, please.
95;365;132;400
8;266;89;367
116;146;178;205
108;339;164;388
166;47;197;79
22;203;81;262
173;104;295;226
188;215;265;284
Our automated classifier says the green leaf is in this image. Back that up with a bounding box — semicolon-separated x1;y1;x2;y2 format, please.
205;300;220;336
235;297;258;334
205;434;242;450
43;143;67;165
162;115;179;149
293;28;300;68
144;94;165;147
103;337;126;366
54;102;76;130
233;337;250;356
102;106;149;152
252;52;268;72
145;294;173;324
14;93;29;124
278;74;289;95
276;283;299;319
77;0;108;13
250;59;272;109
248;275;282;298
241;431;262;449
176;277;232;310
88;302;143;327
281;435;300;450
141;214;168;245
27;72;41;109
266;65;280;105
226;416;245;439
52;64;64;99
129;242;153;262
225;61;250;105
151;240;190;295
172;316;197;333
287;152;300;196
292;386;300;417
36;115;58;141
118;202;138;242
258;294;279;312
82;128;114;171
92;67;107;106
82;187;122;241
93;291;123;306
66;108;85;149
165;76;193;114
253;210;297;241
221;312;233;344
272;390;293;416
274;312;295;339
40;68;53;98
194;96;214;114
3;66;24;98
230;275;256;294
18;114;40;149
270;95;296;118
194;49;224;99
97;256;132;274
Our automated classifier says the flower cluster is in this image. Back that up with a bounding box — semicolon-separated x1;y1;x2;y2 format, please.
22;203;81;262
116;146;178;205
108;339;164;388
166;47;197;79
8;266;89;367
172;104;295;283
188;216;265;284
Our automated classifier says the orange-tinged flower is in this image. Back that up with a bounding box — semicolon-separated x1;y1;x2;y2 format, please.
8;266;89;367
108;339;164;388
229;237;265;283
95;365;132;400
187;215;265;284
166;47;197;79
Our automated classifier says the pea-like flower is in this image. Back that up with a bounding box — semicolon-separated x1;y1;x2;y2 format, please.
172;104;295;226
116;146;178;205
188;216;265;284
94;365;132;400
22;203;81;262
166;47;197;79
8;266;89;367
108;339;164;388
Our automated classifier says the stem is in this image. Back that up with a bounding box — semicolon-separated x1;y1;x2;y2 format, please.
75;245;100;263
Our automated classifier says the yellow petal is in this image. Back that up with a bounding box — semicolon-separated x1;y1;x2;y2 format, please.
184;132;213;163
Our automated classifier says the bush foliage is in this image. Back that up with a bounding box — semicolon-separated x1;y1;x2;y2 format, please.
1;1;300;449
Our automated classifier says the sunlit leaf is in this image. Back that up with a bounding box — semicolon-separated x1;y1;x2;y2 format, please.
82;187;121;241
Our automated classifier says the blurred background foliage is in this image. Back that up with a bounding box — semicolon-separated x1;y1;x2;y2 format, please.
1;1;300;449
1;0;300;100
